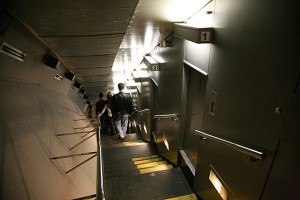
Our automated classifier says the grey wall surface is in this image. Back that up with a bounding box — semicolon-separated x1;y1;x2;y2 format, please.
150;38;185;164
191;0;300;199
0;19;96;200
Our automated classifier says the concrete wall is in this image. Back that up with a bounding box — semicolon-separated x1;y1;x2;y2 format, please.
0;17;97;200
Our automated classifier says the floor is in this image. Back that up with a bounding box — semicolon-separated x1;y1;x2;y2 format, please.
101;132;198;200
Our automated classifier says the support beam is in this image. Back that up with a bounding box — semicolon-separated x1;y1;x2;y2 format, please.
66;154;97;174
50;151;97;160
70;133;96;150
56;130;95;136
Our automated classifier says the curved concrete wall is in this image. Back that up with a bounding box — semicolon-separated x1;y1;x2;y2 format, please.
0;18;97;200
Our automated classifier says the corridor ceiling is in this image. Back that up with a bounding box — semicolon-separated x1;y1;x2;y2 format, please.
2;0;211;102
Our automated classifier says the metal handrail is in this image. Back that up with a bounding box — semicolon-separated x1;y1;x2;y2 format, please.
195;130;263;160
139;108;150;113
96;121;106;200
154;113;179;121
154;113;179;119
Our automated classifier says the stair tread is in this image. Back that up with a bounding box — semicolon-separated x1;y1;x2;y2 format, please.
102;132;193;200
105;168;193;200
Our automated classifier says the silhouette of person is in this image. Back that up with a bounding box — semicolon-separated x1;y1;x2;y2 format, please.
111;83;133;140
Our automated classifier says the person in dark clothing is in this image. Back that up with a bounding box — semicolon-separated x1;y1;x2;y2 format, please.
85;101;93;118
99;92;116;135
111;83;133;140
95;93;108;133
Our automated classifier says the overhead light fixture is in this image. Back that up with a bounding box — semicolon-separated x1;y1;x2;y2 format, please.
143;123;148;134
0;42;26;62
174;23;214;44
143;55;160;71
54;74;63;81
163;132;170;151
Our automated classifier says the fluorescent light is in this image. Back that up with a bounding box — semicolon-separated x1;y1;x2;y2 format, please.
209;165;230;200
163;132;170;151
143;123;148;134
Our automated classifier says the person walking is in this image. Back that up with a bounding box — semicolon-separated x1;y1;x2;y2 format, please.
98;92;116;135
96;93;108;133
111;83;133;140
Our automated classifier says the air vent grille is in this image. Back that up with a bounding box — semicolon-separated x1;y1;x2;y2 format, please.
0;42;26;62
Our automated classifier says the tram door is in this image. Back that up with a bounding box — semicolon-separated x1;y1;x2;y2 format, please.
130;88;138;133
150;77;158;142
132;87;141;134
140;77;157;142
183;65;207;165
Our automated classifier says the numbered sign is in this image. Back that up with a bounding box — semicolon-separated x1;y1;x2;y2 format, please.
152;64;159;71
174;23;214;44
198;28;213;43
200;31;211;42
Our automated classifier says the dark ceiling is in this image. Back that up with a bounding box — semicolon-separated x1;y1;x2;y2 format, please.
2;0;211;102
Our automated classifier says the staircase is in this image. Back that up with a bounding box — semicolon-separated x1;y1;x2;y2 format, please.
101;133;197;200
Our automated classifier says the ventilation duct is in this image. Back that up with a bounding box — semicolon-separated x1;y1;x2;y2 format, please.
0;42;26;62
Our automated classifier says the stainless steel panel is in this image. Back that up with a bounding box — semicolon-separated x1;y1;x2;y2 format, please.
151;38;184;165
182;65;207;164
155;116;181;165
193;0;300;199
150;77;158;142
134;85;142;134
194;136;278;200
139;78;151;141
183;0;215;74
261;83;300;200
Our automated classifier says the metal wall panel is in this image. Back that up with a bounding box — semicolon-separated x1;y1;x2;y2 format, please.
192;0;300;199
135;84;142;134
152;38;184;165
182;65;207;164
139;78;151;141
261;90;300;199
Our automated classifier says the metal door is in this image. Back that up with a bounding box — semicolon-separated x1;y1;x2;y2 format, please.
132;86;141;134
183;65;207;164
139;77;157;142
150;77;158;142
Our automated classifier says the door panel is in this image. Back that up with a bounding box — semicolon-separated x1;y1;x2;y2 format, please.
183;66;207;164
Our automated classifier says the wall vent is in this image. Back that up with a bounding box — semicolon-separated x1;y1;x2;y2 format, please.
0;42;26;62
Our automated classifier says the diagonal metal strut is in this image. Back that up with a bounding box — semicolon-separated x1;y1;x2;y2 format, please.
50;151;97;160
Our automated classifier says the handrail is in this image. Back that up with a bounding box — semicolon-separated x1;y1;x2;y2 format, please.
96;121;106;200
154;113;179;121
154;113;179;119
195;130;263;160
139;108;150;113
